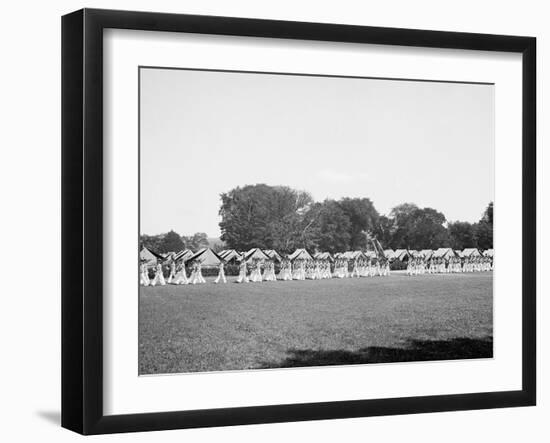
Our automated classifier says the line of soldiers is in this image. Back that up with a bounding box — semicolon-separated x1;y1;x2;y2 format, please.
140;254;494;287
406;256;493;276
140;259;210;286
334;258;390;278
278;258;334;281
237;257;390;283
237;258;279;283
245;259;277;282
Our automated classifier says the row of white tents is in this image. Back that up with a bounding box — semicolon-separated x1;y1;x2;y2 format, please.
140;246;286;268
140;246;220;267
384;247;494;261
140;245;494;268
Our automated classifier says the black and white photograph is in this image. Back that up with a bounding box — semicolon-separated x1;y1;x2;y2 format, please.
52;4;539;437
138;67;495;375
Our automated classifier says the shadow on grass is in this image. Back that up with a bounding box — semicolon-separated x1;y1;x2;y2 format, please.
259;337;493;368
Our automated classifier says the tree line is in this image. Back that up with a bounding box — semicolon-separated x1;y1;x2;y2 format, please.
140;184;493;255
140;231;210;254
219;184;493;253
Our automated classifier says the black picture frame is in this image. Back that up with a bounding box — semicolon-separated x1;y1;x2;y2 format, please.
62;8;536;435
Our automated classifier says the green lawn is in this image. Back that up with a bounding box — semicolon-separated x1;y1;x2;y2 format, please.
139;272;493;375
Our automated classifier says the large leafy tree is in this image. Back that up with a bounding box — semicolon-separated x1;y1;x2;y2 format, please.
386;203;450;249
309;200;352;253
337;198;379;250
448;221;477;250
161;230;186;252
387;203;421;249
219;184;314;252
372;215;394;248
475;202;494;250
408;207;450;249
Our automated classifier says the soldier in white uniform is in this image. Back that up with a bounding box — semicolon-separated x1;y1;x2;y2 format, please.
151;259;166;286
173;261;189;285
237;258;249;283
140;261;150;286
214;261;227;284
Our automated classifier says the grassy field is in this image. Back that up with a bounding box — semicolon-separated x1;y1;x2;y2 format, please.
139;272;493;375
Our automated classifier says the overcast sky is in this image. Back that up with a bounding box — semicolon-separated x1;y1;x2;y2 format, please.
140;67;494;238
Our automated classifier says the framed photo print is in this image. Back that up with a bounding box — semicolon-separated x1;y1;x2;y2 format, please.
61;8;536;435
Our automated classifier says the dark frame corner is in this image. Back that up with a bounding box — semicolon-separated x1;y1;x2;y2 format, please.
62;8;536;435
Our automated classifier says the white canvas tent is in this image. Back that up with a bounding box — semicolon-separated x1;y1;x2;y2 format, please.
483;249;495;257
420;249;434;259
263;249;282;262
140;246;163;266
219;249;242;262
173;249;193;263
244;248;271;263
394;249;411;261
314;252;334;262
384;249;396;260
187;248;223;267
433;248;456;260
289;248;314;261
347;250;368;260
462;248;482;257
